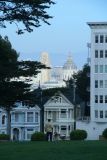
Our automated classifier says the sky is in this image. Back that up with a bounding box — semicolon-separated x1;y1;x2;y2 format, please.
0;0;107;69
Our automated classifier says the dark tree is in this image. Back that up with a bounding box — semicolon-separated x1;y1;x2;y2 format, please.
0;35;49;137
73;64;90;116
0;0;55;34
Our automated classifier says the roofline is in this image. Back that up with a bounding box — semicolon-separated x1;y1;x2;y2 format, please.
87;22;107;27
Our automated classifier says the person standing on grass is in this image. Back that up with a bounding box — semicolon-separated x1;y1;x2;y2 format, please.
45;119;53;141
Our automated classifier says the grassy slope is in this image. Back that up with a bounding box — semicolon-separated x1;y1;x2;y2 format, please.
0;141;107;160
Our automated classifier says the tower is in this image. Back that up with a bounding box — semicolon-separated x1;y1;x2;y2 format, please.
40;52;51;83
88;22;107;122
63;53;77;81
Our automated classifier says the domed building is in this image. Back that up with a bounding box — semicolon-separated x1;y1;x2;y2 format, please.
63;54;77;81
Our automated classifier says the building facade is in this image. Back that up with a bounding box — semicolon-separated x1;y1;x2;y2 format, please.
44;92;75;139
0;103;40;141
77;22;107;140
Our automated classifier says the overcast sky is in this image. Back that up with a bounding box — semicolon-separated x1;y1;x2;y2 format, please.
0;0;107;69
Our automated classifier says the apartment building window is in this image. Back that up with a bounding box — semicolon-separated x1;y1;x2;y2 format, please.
100;65;103;73
95;95;98;103
95;50;98;58
27;112;33;122
95;110;98;118
105;50;107;58
95;80;98;88
105;65;107;73
105;111;107;118
105;80;107;88
95;35;98;43
105;95;107;103
100;35;104;43
105;35;107;43
100;111;103;118
100;50;103;58
100;95;103;103
95;65;98;73
99;80;103;88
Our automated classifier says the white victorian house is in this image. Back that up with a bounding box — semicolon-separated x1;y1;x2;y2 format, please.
44;92;75;139
0;103;40;141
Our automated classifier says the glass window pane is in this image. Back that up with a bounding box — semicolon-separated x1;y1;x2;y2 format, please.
95;35;98;43
99;80;103;88
100;35;104;43
100;50;103;58
95;65;98;73
100;65;103;73
95;50;98;58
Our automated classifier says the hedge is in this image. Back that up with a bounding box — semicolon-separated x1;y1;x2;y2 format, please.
70;129;87;140
31;132;46;141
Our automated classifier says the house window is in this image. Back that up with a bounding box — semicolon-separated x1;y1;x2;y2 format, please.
100;50;103;58
100;95;103;103
105;65;107;73
100;35;104;43
100;65;103;73
105;95;107;103
27;112;33;122
95;80;98;88
14;113;19;122
27;128;34;140
100;111;103;118
61;126;67;135
105;80;107;88
105;50;107;58
105;111;107;118
35;112;38;122
99;80;103;88
95;50;98;58
95;35;98;43
95;95;98;103
60;109;66;118
95;65;98;73
2;115;6;125
95;110;98;118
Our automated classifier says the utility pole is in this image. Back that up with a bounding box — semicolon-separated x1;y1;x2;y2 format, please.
73;79;76;130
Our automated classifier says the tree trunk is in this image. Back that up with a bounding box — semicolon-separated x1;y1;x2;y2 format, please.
6;109;11;140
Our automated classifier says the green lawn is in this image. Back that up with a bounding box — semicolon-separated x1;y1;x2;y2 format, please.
0;141;107;160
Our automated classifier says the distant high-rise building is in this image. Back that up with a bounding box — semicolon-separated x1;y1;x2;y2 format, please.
38;52;51;84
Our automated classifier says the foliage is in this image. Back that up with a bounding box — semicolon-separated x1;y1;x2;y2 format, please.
66;64;90;116
0;0;55;34
31;132;46;141
102;128;107;139
70;129;87;140
0;134;9;140
0;35;49;135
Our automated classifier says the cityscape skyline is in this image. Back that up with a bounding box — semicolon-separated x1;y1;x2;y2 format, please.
0;0;107;69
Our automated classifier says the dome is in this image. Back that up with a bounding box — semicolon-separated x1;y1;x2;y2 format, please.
63;54;77;70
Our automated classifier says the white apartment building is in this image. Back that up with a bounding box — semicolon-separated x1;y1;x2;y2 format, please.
0;103;40;141
44;92;75;139
77;22;107;140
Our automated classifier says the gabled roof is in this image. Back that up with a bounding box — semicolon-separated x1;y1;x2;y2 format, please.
44;91;73;107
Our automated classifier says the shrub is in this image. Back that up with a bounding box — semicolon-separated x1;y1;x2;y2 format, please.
102;128;107;139
0;134;10;140
31;132;46;141
70;129;87;140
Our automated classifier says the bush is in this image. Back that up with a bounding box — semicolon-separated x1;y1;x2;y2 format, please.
31;132;46;141
102;128;107;139
70;129;87;140
0;134;10;140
